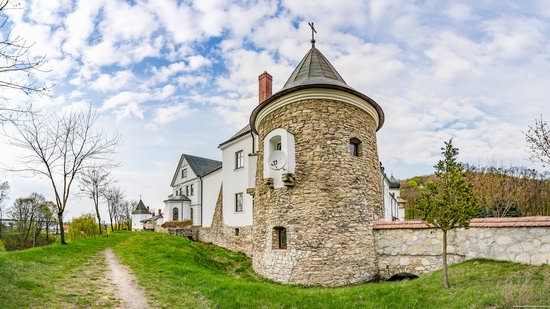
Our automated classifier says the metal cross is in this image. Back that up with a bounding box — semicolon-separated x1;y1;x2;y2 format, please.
308;22;317;47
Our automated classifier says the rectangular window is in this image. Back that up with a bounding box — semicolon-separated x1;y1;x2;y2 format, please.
190;184;194;196
235;193;243;212
185;185;189;196
182;169;187;178
276;142;282;150
235;150;244;169
349;142;359;156
273;227;287;249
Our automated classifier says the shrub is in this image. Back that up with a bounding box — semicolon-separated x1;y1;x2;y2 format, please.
68;214;99;241
0;239;5;252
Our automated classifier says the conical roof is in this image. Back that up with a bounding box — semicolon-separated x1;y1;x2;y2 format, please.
132;199;149;215
282;46;349;90
249;42;385;133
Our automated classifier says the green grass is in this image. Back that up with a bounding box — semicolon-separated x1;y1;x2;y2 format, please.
1;231;550;308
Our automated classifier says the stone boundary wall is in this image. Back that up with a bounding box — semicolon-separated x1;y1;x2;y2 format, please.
193;186;254;256
374;217;550;278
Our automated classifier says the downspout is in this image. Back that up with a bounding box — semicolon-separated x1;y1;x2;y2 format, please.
200;176;204;227
250;131;255;153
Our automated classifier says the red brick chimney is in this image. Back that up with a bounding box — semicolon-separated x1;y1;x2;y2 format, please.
146;206;150;213
258;71;272;103
158;209;162;216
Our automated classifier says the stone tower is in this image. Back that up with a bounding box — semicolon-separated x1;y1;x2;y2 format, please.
249;42;386;286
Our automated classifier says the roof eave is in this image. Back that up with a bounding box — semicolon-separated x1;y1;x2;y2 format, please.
250;84;385;134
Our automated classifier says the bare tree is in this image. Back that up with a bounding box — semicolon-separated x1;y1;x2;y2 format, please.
10;192;44;248
104;186;124;232
120;199;133;230
6;107;120;244
80;168;112;234
0;181;9;237
526;116;550;166
0;1;50;122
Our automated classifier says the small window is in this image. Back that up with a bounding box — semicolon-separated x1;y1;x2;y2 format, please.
235;228;240;236
349;138;361;157
190;208;194;223
182;169;187;178
190;184;194;196
276;142;282;150
172;207;179;221
272;226;287;249
235;193;243;212
235;150;244;169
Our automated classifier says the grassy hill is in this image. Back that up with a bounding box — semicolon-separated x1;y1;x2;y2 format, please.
1;232;549;308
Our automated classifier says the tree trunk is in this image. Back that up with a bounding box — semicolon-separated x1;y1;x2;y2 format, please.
109;212;114;233
58;212;66;245
443;229;450;289
95;197;102;235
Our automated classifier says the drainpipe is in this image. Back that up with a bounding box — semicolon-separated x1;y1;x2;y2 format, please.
250;131;255;153
200;176;204;227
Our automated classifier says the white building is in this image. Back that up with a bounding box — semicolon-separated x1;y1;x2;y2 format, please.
131;199;153;231
381;167;406;221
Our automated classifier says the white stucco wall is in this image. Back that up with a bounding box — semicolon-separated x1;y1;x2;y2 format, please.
220;134;256;227
202;169;222;227
132;213;151;231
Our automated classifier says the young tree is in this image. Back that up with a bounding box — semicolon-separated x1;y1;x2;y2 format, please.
525;116;550;166
417;139;480;289
0;0;50;122
10;192;44;248
0;181;9;238
104;186;124;232
80;168;112;234
7;107;120;244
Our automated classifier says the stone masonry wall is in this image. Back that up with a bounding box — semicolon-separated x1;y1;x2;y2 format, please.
374;217;550;279
252;98;384;286
194;185;254;256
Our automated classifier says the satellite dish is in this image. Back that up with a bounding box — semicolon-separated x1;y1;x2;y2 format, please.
268;150;287;171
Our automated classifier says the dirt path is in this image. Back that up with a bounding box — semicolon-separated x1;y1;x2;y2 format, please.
103;248;150;309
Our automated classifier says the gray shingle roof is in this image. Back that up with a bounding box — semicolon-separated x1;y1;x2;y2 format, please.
184;154;222;177
219;124;251;148
132;199;149;215
282;46;349;91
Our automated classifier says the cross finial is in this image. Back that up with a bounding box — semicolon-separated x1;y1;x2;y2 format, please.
308;22;317;47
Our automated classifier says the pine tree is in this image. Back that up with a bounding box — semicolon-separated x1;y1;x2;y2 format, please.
417;139;480;289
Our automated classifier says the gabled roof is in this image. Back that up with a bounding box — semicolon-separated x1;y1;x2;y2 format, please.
170;154;222;186
282;46;348;91
250;44;385;133
219;124;251;148
132;199;148;215
163;195;191;203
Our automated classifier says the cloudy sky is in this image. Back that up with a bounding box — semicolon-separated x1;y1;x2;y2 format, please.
1;0;550;219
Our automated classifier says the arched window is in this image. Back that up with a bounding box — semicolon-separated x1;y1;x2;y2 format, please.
349;138;362;157
235;228;240;236
172;207;179;221
272;226;287;249
263;128;295;188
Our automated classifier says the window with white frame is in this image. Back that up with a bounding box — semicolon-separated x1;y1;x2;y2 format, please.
182;169;187;178
235;150;244;169
185;185;189;196
235;193;243;212
190;184;194;196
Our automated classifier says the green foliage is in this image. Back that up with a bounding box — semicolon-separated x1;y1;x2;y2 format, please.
416;139;480;231
0;232;549;308
0;239;5;252
68;214;99;241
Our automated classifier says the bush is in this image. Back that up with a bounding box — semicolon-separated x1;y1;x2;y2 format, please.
68;214;99;241
0;239;5;252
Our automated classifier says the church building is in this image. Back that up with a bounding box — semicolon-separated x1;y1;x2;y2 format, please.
161;34;405;286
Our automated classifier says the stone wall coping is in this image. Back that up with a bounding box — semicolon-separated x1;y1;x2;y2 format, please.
373;216;550;229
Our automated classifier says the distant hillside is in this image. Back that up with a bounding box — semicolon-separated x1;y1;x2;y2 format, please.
401;167;550;219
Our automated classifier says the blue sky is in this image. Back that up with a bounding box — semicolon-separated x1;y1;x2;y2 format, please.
2;0;550;218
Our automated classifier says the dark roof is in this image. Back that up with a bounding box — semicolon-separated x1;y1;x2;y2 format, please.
283;46;348;90
141;215;163;223
132;199;149;215
219;124;251;148
163;195;191;203
389;175;400;189
170;154;222;186
250;45;384;133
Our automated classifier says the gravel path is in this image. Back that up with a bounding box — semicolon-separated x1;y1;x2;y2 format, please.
103;248;150;309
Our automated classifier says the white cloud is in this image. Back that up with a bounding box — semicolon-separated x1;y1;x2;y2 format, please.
147;103;194;130
91;70;136;92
